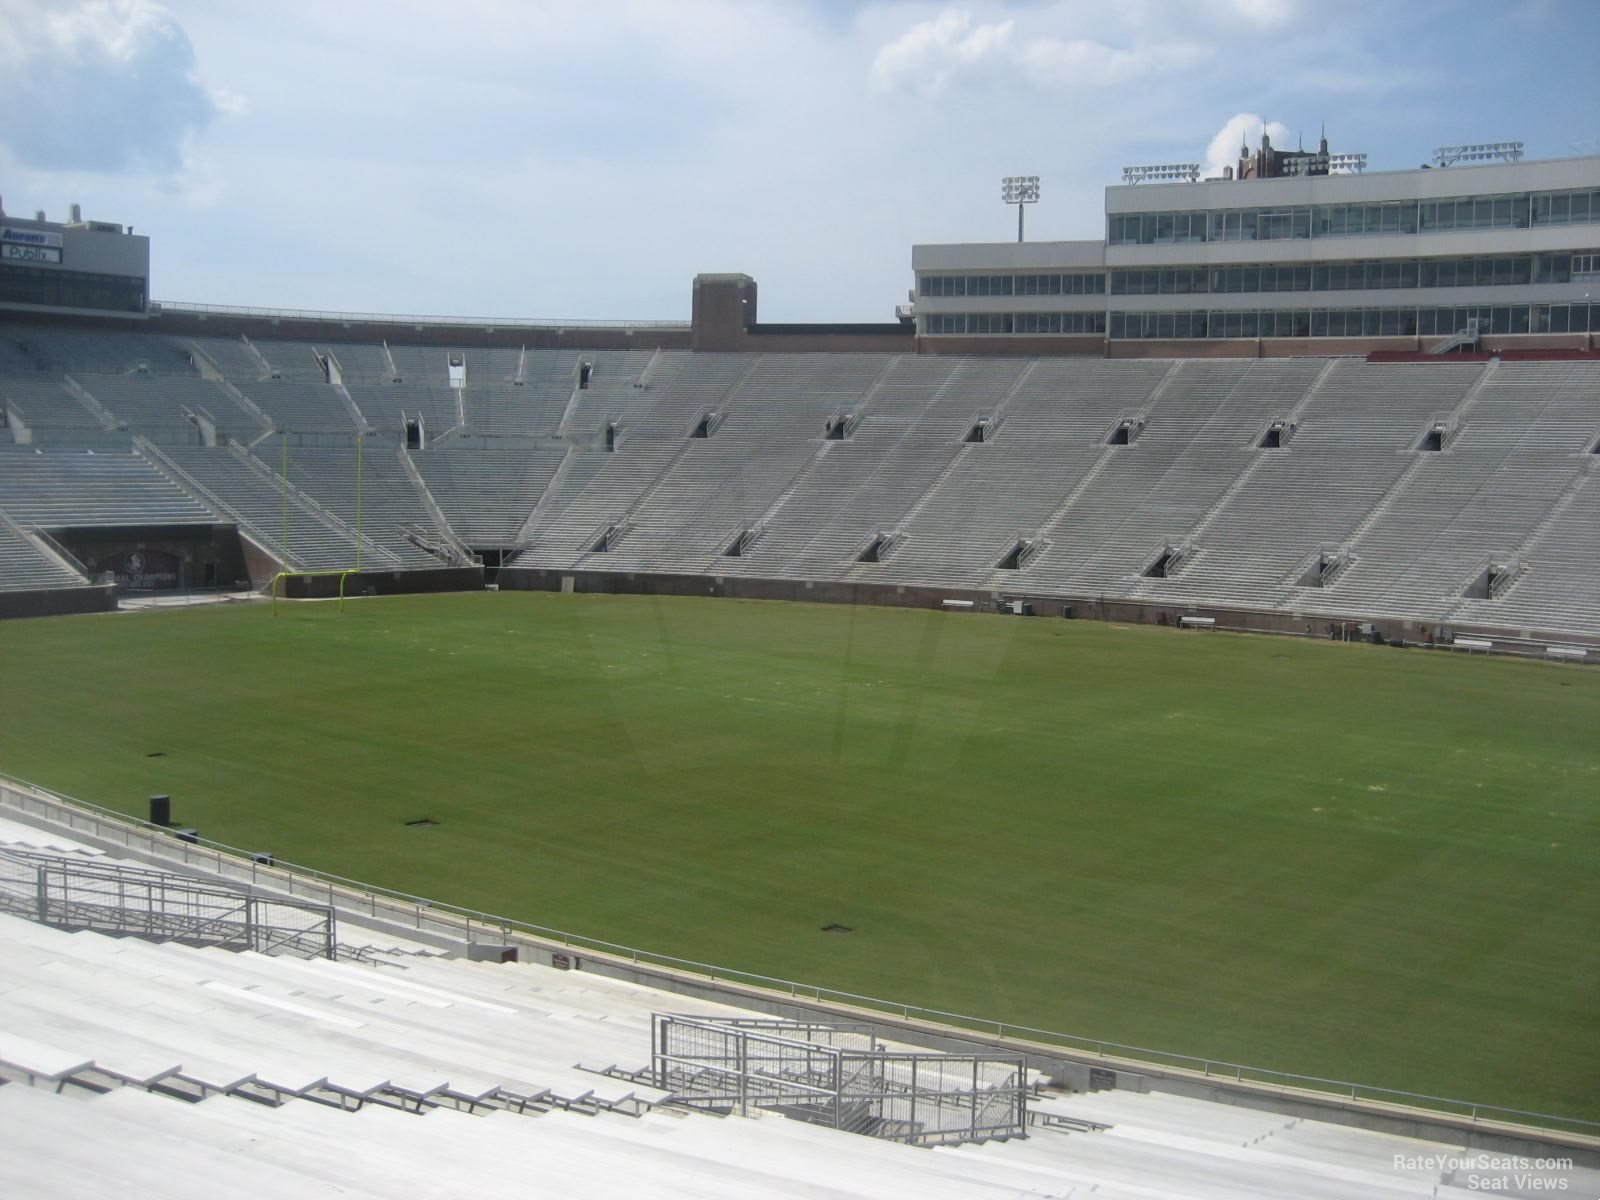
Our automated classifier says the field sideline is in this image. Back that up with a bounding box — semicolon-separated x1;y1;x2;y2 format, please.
0;591;1595;1120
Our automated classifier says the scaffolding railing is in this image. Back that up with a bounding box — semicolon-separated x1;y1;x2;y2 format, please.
652;1013;1027;1147
0;847;335;959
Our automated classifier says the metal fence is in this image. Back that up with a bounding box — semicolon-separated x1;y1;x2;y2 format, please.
0;845;334;958
652;1014;1027;1146
2;772;1596;1138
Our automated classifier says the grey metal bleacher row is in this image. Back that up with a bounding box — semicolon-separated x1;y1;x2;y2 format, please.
0;509;87;592
566;354;894;573
516;352;759;564
0;908;1552;1200
282;445;461;557
1;327;1598;635
499;351;1600;637
145;444;432;571
1;328;196;375
705;356;963;576
185;335;269;382
0;375;107;431
462;345;524;384
851;358;1208;589
0;447;218;529
408;447;567;548
1320;361;1600;625
1149;360;1577;615
461;383;563;437
1097;362;1479;608
242;338;339;382
347;383;460;435
462;348;614;437
1019;359;1329;598
236;380;360;432
72;374;268;437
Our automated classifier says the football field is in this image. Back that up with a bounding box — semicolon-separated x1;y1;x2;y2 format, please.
1;591;1595;1121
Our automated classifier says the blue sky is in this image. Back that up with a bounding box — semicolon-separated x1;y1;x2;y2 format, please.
1;0;1596;322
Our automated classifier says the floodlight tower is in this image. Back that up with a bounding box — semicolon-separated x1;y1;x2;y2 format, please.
1001;175;1040;242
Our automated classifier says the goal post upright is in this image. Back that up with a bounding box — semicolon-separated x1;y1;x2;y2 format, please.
270;568;359;616
355;433;364;574
281;431;290;568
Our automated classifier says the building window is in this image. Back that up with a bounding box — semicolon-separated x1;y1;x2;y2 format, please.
924;311;1106;336
921;271;1106;299
1114;188;1579;246
0;265;146;313
1108;303;1543;340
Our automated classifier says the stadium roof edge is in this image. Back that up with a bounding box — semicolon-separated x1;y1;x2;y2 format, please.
152;300;691;331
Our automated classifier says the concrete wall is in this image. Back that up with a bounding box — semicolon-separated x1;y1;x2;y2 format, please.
690;273;758;351
497;565;1597;659
919;333;1105;356
0;584;117;620
691;274;914;353
276;564;483;599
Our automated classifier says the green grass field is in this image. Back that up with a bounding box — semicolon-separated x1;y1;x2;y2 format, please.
1;592;1596;1120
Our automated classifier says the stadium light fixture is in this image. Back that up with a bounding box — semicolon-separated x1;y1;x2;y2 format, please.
1327;152;1369;173
1001;175;1040;242
1432;142;1524;167
1120;163;1200;185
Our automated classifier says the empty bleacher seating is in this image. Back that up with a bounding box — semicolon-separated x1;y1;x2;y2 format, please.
0;324;1597;637
0;447;218;528
1;811;1585;1200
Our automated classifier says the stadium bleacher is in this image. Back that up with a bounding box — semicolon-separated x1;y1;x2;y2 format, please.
147;444;435;571
409;446;568;548
5;810;1587;1200
0;511;86;591
0;447;218;529
0;322;1597;641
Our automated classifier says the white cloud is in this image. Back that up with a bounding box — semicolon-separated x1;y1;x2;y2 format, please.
1018;35;1206;88
0;0;231;172
869;10;1015;95
1219;0;1302;30
870;6;1207;96
1202;112;1291;179
0;0;1567;322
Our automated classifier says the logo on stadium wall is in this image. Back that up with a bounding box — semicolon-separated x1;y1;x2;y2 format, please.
0;227;64;248
118;548;179;590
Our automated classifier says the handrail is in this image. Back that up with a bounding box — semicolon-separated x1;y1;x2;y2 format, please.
154;301;691;332
0;770;1596;1138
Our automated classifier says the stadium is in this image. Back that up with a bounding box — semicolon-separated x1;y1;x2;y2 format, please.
1;118;1598;1196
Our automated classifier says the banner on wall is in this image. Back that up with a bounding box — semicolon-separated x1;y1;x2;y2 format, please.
116;548;180;589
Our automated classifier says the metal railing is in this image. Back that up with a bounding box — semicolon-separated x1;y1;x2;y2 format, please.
0;845;334;958
652;1013;1027;1146
154;300;691;332
1;771;1596;1138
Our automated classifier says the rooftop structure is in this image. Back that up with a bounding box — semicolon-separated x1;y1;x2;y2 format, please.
913;142;1600;356
0;198;150;319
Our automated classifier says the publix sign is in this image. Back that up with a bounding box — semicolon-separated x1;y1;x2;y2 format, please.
0;227;65;263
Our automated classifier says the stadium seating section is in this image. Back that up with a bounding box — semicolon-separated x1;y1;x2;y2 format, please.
1;325;1596;637
8;814;1588;1199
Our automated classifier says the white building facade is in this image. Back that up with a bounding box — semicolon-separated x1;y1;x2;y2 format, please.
913;154;1600;352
